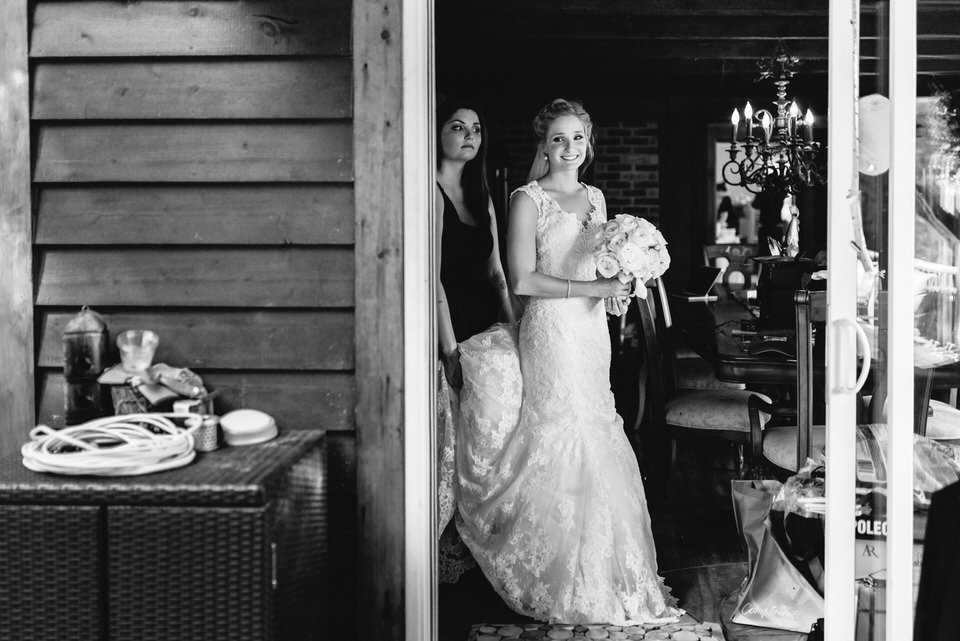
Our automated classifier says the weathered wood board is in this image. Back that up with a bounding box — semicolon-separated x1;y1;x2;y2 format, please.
36;248;355;307
35;185;354;245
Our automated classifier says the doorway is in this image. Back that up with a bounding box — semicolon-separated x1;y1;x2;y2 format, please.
414;3;833;640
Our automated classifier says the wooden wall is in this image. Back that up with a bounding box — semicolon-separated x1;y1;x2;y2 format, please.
27;0;362;635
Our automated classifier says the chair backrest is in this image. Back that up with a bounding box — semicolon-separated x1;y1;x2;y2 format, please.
632;279;679;433
794;289;826;470
703;243;759;290
631;281;680;483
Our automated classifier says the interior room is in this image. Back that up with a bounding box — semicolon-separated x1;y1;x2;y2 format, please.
434;2;832;635
433;1;960;639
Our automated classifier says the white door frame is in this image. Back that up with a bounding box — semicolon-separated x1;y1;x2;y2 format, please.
404;2;917;639
403;0;437;640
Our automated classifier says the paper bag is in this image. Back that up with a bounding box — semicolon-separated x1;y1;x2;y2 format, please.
731;479;824;633
731;523;825;632
731;479;782;570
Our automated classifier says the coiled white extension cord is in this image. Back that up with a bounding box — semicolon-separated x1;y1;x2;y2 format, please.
22;413;197;476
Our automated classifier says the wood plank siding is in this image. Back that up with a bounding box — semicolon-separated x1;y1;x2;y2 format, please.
27;0;363;634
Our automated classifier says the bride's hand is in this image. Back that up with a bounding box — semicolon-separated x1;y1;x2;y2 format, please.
594;277;632;299
604;296;630;317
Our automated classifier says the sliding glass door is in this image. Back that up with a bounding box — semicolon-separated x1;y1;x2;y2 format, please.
827;1;960;639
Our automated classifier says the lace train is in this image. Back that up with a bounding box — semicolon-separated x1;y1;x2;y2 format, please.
455;322;679;625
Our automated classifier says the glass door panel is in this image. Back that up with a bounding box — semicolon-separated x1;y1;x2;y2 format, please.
844;2;960;639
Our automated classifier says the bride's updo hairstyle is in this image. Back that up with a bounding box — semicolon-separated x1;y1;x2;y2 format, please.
527;98;595;182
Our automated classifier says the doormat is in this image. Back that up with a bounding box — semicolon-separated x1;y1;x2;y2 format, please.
468;615;726;640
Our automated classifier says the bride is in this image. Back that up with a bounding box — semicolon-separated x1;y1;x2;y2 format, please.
453;98;682;626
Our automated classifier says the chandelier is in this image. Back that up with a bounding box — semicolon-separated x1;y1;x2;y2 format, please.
723;44;826;195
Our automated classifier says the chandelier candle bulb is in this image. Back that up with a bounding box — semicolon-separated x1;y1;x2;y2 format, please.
744;101;754;138
762;112;773;143
804;109;814;143
789;101;800;138
731;108;740;143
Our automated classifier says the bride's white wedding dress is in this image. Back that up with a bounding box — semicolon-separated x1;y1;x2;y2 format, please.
452;181;682;625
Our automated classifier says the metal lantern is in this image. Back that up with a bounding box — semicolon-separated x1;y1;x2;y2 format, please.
63;305;109;425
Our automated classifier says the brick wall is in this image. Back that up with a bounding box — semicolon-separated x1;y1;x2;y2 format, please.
488;119;660;225
594;123;659;221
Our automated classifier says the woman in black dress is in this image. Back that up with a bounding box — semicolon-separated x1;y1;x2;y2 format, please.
435;98;519;635
436;97;514;388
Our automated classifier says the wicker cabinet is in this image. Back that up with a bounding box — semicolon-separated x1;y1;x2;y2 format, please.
0;431;327;641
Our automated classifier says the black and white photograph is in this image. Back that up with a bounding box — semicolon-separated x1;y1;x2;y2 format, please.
2;1;960;640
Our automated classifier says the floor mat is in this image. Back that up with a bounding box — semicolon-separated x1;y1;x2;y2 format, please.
468;614;726;640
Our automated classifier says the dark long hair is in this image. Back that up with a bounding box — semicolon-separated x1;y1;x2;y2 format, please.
436;96;492;228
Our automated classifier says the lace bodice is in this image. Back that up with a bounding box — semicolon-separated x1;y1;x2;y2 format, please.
511;181;606;281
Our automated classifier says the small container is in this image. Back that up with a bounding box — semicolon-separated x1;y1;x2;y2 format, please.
116;329;159;373
186;414;220;452
220;409;278;446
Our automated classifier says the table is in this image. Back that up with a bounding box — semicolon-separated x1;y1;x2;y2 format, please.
0;430;327;641
669;294;799;387
670;294;959;430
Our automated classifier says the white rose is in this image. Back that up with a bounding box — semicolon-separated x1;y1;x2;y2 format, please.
658;246;671;272
596;253;621;278
617;215;639;232
602;220;621;239
636;218;656;234
617;242;643;273
607;232;628;251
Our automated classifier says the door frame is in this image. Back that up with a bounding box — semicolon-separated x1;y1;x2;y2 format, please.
402;2;918;640
402;1;437;640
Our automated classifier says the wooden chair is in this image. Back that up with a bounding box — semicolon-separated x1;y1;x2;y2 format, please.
632;278;772;480
752;290;827;476
703;243;759;291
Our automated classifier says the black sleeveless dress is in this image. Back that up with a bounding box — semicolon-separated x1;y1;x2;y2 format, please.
438;184;501;341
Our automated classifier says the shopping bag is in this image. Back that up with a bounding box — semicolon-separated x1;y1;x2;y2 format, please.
731;520;825;632
730;478;824;633
731;479;782;571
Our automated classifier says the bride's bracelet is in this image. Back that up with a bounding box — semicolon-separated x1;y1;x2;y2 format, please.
565;279;571;298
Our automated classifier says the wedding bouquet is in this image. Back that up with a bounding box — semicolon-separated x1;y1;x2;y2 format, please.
593;214;670;299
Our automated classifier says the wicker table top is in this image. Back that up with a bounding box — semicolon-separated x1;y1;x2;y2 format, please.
0;429;324;507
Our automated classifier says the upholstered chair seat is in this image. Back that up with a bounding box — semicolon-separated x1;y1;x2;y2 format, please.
675;357;747;391
666;389;771;431
926;400;960;440
762;424;826;473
